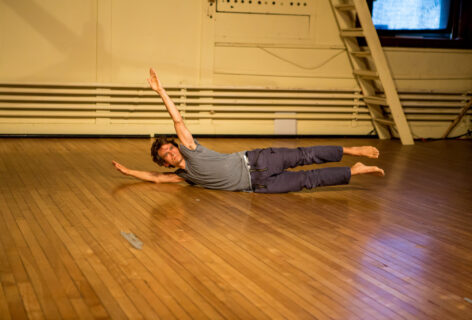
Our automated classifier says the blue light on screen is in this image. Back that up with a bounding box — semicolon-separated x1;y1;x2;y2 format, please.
372;0;451;30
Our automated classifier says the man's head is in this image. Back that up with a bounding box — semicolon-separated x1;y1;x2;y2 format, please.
151;136;184;168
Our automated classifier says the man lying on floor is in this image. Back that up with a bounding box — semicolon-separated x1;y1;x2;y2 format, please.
112;68;385;194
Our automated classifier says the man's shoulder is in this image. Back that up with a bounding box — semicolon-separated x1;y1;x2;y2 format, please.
179;138;200;152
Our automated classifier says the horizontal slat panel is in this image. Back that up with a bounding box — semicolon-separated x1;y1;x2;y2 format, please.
3;110;467;121
404;114;466;121
2;111;466;121
0;82;358;91
402;101;466;107
0;103;369;113
398;93;470;101
401;107;472;114
0;87;362;99
0;96;365;106
0;82;470;137
0;110;371;120
3;86;466;100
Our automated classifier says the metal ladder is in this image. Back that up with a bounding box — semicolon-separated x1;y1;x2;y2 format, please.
330;0;414;145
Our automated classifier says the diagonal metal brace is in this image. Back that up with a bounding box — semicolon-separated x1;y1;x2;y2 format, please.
442;96;472;138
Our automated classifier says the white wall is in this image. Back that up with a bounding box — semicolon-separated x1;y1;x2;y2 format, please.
0;0;470;137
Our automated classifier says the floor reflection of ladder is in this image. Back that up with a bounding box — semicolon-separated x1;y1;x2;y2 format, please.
330;0;414;145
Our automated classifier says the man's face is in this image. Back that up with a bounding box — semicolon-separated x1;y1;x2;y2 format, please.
157;143;184;168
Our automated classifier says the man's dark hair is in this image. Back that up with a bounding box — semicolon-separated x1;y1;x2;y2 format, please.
150;136;179;167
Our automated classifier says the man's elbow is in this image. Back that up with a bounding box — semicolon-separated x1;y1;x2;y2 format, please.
173;120;185;129
152;175;166;184
152;174;182;184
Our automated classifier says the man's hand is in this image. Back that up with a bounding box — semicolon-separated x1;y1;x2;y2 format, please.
112;160;184;183
147;68;164;93
112;160;130;176
147;67;196;150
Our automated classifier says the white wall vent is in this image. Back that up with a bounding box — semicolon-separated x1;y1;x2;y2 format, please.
217;0;311;15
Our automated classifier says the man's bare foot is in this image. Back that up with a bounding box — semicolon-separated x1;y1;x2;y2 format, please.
343;146;380;159
351;162;385;176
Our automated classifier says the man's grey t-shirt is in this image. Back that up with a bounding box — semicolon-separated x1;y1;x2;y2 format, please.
175;140;251;191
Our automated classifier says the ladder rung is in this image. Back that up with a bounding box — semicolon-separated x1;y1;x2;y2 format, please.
334;4;355;11
353;69;378;79
340;28;364;37
373;118;395;126
350;50;371;58
364;95;387;105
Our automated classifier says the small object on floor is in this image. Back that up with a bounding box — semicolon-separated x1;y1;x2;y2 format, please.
121;231;143;250
465;297;472;304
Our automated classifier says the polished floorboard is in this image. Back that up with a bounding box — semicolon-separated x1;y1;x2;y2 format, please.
0;137;471;319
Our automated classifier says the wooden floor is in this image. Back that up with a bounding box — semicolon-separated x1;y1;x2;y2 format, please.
0;137;471;320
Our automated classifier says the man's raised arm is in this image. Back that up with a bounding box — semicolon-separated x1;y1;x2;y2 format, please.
147;68;196;150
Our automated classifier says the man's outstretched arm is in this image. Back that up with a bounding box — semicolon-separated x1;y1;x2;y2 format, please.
148;68;196;150
112;161;184;183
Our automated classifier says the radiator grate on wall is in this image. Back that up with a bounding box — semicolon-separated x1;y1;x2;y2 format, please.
0;82;470;137
216;0;312;15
